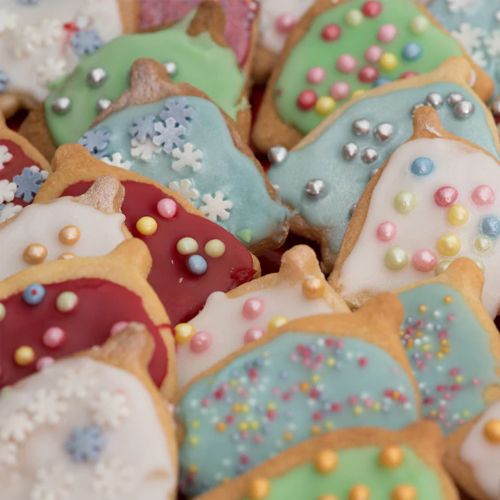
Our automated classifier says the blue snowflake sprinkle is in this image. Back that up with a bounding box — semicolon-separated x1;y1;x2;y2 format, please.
79;127;111;158
152;117;186;154
65;425;106;463
159;98;194;129
13;167;46;203
71;29;103;57
128;114;157;142
0;70;9;93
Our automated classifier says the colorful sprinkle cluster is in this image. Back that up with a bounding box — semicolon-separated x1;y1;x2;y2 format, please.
398;284;499;434
178;332;418;495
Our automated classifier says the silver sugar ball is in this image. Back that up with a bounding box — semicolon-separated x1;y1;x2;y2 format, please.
268;145;288;164
305;179;326;198
342;142;358;161
51;96;72;115
164;61;177;76
447;92;464;106
96;98;112;113
454;100;475;120
86;67;107;88
352;119;371;136
361;147;378;164
374;123;394;143
425;92;443;109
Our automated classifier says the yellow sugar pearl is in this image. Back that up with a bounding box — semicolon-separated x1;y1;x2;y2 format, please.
474;235;492;253
58;225;81;245
349;485;371;500
314;449;338;474
447;204;469;226
394;191;416;214
14;346;35;366
175;323;195;344
315;96;336;116
418;304;427;313
436;233;461;256
379;53;398;71
311;425;322;436
384;247;409;271
0;303;5;321
283;431;294;442
23;243;48;265
379;446;404;468
247;478;270;500
484;419;500;443
136;216;158;236
56;291;78;313
410;15;430;34
204;239;226;258
215;422;226;432
268;315;288;332
391;484;417;500
189;436;199;446
351;89;366;100
176;237;199;255
345;9;363;26
443;295;453;304
318;496;338;500
302;276;325;299
191;420;200;429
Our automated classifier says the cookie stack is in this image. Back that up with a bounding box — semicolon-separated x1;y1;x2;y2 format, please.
0;0;499;499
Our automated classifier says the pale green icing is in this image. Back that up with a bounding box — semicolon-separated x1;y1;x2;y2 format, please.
269;82;499;257
45;14;246;145
177;332;418;495
274;0;464;133
399;283;499;435
83;96;289;245
242;446;443;500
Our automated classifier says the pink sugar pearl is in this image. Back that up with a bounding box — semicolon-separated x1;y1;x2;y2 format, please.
242;298;264;319
190;331;212;353
336;54;357;74
275;13;296;34
412;249;437;272
365;45;383;63
36;356;55;371
472;185;495;206
157;198;177;219
42;327;67;349
330;81;350;100
376;221;396;242
307;67;326;84
244;328;264;344
434;186;458;207
377;24;398;43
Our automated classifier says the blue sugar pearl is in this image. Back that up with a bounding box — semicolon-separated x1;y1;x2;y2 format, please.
410;157;435;176
373;77;392;88
22;284;46;305
187;254;208;275
402;42;423;61
65;426;106;463
480;216;500;239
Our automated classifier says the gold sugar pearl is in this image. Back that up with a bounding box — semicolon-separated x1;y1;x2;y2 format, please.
58;225;81;245
379;445;404;468
247;478;270;499
391;484;417;500
58;253;75;260
349;485;371;500
302;276;325;299
314;449;338;474
23;243;48;265
14;346;35;366
484;419;500;443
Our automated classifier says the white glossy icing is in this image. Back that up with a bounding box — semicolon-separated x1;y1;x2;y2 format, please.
177;281;336;388
461;402;500;498
338;137;500;316
0;0;124;101
0;197;126;281
0;357;176;499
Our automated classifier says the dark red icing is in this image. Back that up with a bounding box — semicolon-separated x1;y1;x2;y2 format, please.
63;180;256;325
0;278;168;388
0;139;44;208
138;0;257;66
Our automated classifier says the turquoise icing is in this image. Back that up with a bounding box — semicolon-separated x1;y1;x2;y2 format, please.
399;283;500;435
269;82;499;257
428;0;500;95
84;96;289;246
177;332;418;496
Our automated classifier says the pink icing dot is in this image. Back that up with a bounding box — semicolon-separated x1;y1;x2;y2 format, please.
376;221;396;242
365;45;383;63
244;328;264;344
110;321;129;336
190;331;212;353
362;0;383;17
275;13;296;34
242;298;264;319
157;198;177;219
434;186;458;207
377;24;398;43
330;81;350;100
307;67;326;84
336;54;357;74
358;66;378;83
42;327;67;349
472;185;495;206
36;356;55;371
296;90;317;110
321;24;342;41
412;249;437;272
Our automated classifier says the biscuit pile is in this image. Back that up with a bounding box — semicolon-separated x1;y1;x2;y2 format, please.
0;0;499;499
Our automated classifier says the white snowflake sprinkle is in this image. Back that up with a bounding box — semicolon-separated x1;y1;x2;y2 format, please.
28;389;67;425
0;10;17;34
446;0;478;12
36;57;67;86
0;440;17;468
452;23;484;52
200;191;233;222
31;464;75;500
0;412;34;443
12;25;42;57
168;178;200;203
91;391;130;429
130;137;161;161
38;18;64;47
485;30;500;57
471;49;488;68
57;368;96;399
93;457;135;497
0;179;17;204
0;202;22;223
0;145;13;171
171;143;203;172
102;152;132;170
